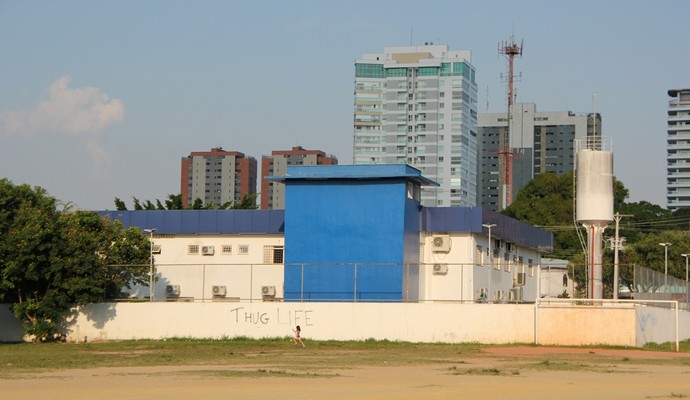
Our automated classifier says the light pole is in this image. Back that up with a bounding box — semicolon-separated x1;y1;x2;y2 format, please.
144;228;157;302
683;254;689;304
482;223;497;303
659;242;671;291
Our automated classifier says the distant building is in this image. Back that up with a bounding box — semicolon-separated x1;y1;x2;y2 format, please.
180;148;257;208
667;88;690;211
353;44;479;207
477;103;601;211
260;146;337;209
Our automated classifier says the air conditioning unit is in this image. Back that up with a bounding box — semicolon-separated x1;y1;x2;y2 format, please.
509;287;523;303
152;244;162;254
201;245;215;255
494;290;504;303
212;285;227;297
166;285;180;297
261;285;276;297
432;235;451;252
514;272;526;286
432;263;448;275
478;287;488;302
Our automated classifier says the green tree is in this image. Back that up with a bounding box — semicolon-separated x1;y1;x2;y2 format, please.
0;179;149;341
622;230;690;281
503;173;580;260
230;193;259;210
115;193;258;210
114;197;127;211
164;194;184;210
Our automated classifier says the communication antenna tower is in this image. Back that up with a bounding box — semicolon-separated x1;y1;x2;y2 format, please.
497;35;523;209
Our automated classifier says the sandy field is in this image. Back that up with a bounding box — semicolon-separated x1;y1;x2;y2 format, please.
2;346;690;400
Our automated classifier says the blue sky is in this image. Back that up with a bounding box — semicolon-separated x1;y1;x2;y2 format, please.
1;1;688;210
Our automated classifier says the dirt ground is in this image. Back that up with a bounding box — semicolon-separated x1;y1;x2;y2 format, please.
2;346;690;400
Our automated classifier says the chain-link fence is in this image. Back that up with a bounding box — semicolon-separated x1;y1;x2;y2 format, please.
554;263;689;309
120;262;531;303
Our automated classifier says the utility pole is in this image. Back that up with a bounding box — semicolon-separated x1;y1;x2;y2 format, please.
613;213;632;300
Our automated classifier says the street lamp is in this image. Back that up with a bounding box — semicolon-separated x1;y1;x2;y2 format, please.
482;223;497;302
659;242;671;290
144;228;157;302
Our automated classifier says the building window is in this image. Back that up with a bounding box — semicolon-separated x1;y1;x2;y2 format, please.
528;259;534;276
222;245;232;254
264;245;284;264
476;246;483;266
238;245;249;255
188;245;199;255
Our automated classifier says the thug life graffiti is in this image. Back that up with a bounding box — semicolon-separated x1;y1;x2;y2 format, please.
229;307;313;327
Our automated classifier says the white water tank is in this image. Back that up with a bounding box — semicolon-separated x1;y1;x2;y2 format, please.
576;148;613;224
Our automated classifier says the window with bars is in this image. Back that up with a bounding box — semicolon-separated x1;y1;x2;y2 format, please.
221;245;232;254
188;245;199;255
238;245;249;255
263;245;284;264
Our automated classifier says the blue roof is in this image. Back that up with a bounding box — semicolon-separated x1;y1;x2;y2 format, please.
99;210;284;234
422;207;553;252
267;164;439;187
97;207;552;252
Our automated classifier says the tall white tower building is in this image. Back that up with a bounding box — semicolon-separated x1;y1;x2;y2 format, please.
353;44;478;207
667;88;690;211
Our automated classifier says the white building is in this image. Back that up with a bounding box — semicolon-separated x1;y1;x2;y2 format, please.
353;44;478;207
667;88;690;211
103;208;548;305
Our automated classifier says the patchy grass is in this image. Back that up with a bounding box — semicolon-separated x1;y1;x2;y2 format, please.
1;338;688;380
0;338;481;376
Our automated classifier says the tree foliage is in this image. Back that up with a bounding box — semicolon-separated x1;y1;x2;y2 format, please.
114;193;258;210
504;172;629;260
0;179;149;341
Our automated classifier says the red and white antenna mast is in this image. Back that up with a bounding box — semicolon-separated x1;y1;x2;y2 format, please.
498;35;523;209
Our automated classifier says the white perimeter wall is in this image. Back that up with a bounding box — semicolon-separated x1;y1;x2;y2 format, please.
2;302;688;347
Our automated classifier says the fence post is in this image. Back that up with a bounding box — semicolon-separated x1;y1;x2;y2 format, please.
354;263;357;303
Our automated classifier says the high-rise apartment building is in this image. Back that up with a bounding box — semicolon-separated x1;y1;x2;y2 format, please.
477;103;601;212
180;148;257;208
260;146;337;209
667;88;690;211
353;44;478;207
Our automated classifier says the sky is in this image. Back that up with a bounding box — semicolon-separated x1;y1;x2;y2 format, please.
1;0;688;210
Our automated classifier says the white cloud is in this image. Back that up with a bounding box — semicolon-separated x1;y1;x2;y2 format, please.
0;76;125;175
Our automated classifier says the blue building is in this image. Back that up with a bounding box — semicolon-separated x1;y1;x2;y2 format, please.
275;165;437;302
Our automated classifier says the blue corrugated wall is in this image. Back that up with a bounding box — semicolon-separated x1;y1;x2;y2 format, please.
284;179;411;302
